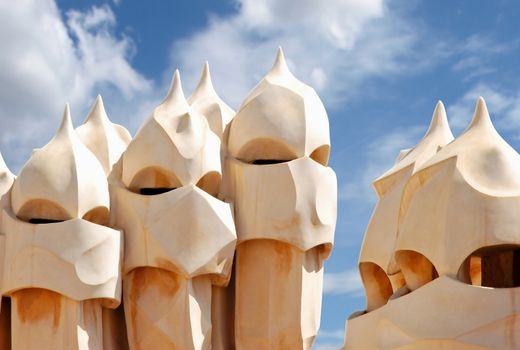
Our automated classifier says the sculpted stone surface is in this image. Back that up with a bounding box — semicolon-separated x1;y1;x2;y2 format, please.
224;48;337;349
343;97;520;349
76;95;132;176
4;106;122;350
0;47;334;350
188;63;235;139
358;101;454;311
110;70;236;350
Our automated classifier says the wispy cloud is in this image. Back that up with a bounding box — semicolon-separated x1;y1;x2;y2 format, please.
323;268;364;296
451;35;519;80
169;0;431;109
447;83;520;136
0;1;151;171
339;125;424;204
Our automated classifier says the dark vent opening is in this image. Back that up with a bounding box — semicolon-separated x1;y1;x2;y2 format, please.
481;248;520;288
251;159;289;165
28;218;64;224
139;187;176;195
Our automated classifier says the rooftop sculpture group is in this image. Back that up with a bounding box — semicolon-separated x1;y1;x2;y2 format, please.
0;48;337;350
342;98;520;349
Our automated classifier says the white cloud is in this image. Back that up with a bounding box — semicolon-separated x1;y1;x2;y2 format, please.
451;35;519;81
447;84;520;135
169;0;428;109
0;0;151;171
340;125;424;203
323;268;364;296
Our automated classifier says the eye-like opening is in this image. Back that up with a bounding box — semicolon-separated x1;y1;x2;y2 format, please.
251;159;288;165
82;206;109;226
139;188;176;195
17;199;70;224
129;166;182;195
395;250;438;291
236;138;297;165
196;171;221;198
359;262;393;312
458;245;520;288
309;145;330;166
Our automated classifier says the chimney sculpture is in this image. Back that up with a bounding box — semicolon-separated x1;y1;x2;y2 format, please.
224;48;337;349
343;98;520;349
110;70;236;350
3;106;122;349
188;63;237;350
0;153;14;349
358;102;453;312
76;96;132;350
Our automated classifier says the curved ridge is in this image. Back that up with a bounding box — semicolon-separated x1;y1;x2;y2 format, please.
415;97;520;196
76;95;132;175
11;104;109;219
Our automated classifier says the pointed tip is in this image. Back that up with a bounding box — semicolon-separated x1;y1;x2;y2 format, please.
276;46;284;61
270;46;292;76
197;61;214;92
467;96;494;130
58;104;74;135
86;94;108;123
203;61;210;78
422;100;454;141
95;94;104;110
164;69;186;104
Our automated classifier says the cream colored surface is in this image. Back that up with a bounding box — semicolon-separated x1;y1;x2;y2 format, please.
1;211;121;303
121;70;221;190
4;107;122;350
111;70;236;350
114;185;235;283
343;276;520;350
224;48;336;349
344;97;520;349
227;48;330;163
358;102;453;311
11;106;110;222
188;62;235;138
396;97;520;278
0;47;336;349
76;95;132;175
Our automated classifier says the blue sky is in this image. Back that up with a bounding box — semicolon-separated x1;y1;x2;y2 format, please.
1;0;520;348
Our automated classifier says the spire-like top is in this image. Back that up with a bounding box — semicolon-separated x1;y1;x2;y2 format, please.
76;95;132;175
84;95;109;124
188;62;218;101
424;101;452;138
122;69;221;188
161;70;189;110
196;62;215;95
415;96;520;197
228;47;330;161
268;46;293;78
56;104;74;138
374;101;454;196
12;105;109;221
464;96;495;132
188;62;235;138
